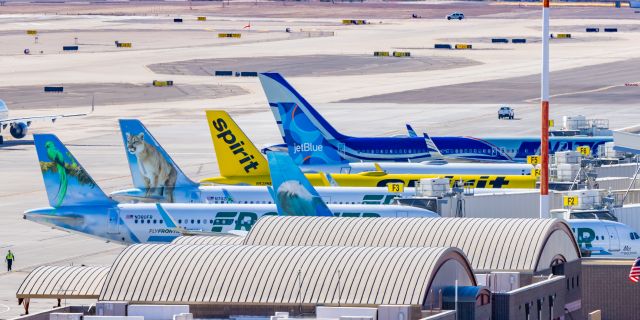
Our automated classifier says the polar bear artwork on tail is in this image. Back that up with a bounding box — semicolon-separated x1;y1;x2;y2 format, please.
126;132;177;202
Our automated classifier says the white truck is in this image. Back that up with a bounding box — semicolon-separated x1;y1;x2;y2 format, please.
498;106;514;120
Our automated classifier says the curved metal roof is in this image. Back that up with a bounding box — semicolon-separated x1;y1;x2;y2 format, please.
100;244;474;305
16;266;110;299
244;217;580;272
170;236;245;245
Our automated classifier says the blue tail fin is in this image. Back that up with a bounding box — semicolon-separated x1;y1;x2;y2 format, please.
33;134;115;208
119;119;197;202
259;72;348;141
266;152;333;217
406;124;418;137
273;102;349;165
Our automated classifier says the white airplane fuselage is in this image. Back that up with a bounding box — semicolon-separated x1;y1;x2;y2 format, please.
25;202;439;244
569;219;640;258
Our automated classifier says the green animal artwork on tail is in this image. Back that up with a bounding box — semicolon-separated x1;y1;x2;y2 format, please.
39;140;96;207
45;141;68;207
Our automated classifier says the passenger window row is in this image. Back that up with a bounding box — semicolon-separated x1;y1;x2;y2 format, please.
209;200;364;205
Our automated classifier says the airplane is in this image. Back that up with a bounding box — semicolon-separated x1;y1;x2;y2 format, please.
199;110;537;188
24;134;438;244
114;118;415;204
569;219;640;259
0;98;92;144
258;72;613;163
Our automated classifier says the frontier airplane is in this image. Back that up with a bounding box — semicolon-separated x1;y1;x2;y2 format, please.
24;134;437;243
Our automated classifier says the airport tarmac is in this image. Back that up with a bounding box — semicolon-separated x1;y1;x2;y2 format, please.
343;57;640;105
0;83;247;110
148;54;482;77
1;2;640;318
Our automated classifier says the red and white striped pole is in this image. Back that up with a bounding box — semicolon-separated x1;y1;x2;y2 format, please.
540;0;550;218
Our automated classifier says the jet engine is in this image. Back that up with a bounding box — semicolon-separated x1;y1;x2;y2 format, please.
10;122;29;139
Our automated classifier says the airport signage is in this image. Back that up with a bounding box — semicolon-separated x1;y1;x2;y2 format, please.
577;146;591;156
387;183;404;193
527;155;541;165
563;196;579;207
531;168;541;177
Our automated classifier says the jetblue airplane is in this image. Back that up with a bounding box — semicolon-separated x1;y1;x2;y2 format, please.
258;73;612;163
570;219;640;259
0;99;92;144
114;119;414;205
24;134;437;243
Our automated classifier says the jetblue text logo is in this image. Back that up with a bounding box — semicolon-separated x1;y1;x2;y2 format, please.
212;118;260;173
294;143;323;153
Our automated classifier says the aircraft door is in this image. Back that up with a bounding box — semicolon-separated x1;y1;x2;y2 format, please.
606;226;620;251
107;208;120;234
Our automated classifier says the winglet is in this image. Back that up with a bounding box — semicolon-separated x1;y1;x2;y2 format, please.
424;132;444;159
156;203;179;229
156;203;184;230
267;152;333;217
406;124;418;138
156;203;241;237
33;134;115;208
324;173;339;186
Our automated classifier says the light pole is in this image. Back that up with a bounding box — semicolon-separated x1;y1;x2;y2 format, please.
540;0;550;218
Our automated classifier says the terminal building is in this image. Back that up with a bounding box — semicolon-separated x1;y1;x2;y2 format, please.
15;217;590;320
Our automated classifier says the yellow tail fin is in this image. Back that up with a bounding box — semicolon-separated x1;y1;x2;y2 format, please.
205;110;269;177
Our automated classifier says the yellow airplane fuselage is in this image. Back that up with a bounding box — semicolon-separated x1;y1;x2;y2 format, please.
201;172;536;189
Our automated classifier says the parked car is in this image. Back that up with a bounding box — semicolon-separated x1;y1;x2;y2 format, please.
498;106;515;120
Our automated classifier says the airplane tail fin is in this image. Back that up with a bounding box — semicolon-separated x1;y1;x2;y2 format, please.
33;134;115;208
259;72;347;141
272;102;349;165
118;119;197;199
205;110;269;178
267;152;333;217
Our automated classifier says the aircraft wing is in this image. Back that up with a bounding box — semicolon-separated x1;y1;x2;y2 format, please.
1;113;85;124
0;99;94;126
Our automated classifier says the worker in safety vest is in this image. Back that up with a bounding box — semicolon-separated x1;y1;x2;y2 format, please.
6;250;14;271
